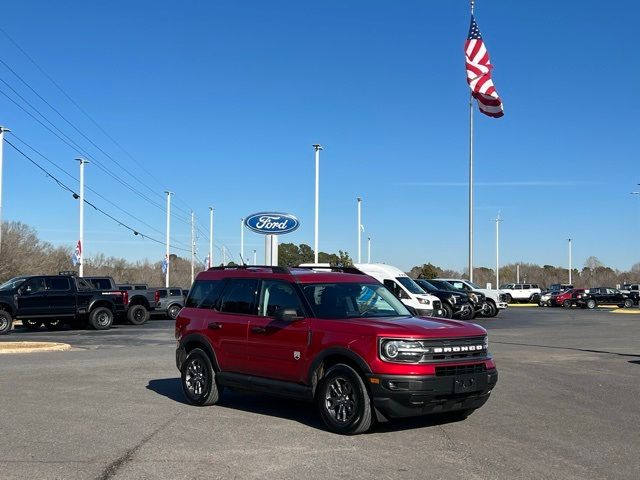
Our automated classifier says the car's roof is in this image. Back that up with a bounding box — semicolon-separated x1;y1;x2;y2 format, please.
195;266;379;285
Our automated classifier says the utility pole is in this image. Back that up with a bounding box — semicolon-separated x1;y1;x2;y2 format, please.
495;213;502;288
516;264;520;283
165;191;173;287
253;249;257;265
191;211;195;284
367;236;371;263
209;207;213;268
240;218;245;264
357;197;362;263
0;126;9;255
76;158;88;277
313;144;322;263
568;238;573;284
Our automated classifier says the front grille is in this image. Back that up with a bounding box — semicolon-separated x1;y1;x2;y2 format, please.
379;336;488;363
435;363;487;377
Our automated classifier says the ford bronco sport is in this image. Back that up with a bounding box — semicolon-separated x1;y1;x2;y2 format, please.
175;266;498;434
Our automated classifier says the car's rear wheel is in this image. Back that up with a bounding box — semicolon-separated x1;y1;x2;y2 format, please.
167;304;181;320
317;364;372;435
44;319;65;331
181;348;221;406
89;307;113;330
562;300;571;308
624;299;633;308
23;319;43;330
586;299;597;309
127;305;149;325
0;310;13;335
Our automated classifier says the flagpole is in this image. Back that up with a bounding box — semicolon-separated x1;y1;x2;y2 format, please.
76;158;88;277
468;0;475;283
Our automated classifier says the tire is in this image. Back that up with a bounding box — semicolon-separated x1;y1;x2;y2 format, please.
317;364;372;435
481;301;498;318
89;307;113;330
23;319;43;330
504;294;512;304
181;348;221;406
127;305;150;325
167;304;181;320
458;306;475;321
586;299;597;310
530;294;540;304
624;299;633;308
44;319;65;331
0;310;13;335
562;300;571;308
441;303;454;319
538;301;544;307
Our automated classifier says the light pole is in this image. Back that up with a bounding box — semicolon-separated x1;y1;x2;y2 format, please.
76;158;88;276
495;213;502;288
568;238;573;285
0;126;9;255
253;249;257;265
240;218;245;264
313;144;322;263
357;197;362;263
164;191;173;287
367;236;371;263
209;207;214;268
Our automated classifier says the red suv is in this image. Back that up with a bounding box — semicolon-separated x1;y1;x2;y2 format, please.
553;288;585;308
175;266;498;434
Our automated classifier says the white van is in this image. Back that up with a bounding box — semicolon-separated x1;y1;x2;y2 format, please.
353;263;444;317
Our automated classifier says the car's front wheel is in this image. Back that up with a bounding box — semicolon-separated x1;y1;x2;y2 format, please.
504;294;512;304
624;299;633;308
562;300;571;308
167;304;181;320
0;310;13;335
441;303;453;319
181;348;221;406
586;299;597;309
317;364;372;435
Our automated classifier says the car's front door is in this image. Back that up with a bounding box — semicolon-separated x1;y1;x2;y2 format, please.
15;277;47;317
246;280;309;383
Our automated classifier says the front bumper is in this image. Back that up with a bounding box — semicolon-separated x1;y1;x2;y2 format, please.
366;368;498;419
452;302;473;316
496;302;508;309
415;307;445;318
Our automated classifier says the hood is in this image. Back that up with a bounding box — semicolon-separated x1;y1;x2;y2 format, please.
339;316;487;339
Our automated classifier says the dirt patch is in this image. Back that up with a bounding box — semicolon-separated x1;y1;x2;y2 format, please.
0;341;72;354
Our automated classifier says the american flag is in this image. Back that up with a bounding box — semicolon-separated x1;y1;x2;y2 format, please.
71;240;82;266
465;15;504;118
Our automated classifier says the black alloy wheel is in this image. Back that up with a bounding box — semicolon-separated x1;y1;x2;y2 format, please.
317;364;372;435
459;305;475;320
167;304;181;320
127;305;150;325
23;319;43;330
181;348;221;406
562;300;571;308
441;303;454;319
89;307;113;330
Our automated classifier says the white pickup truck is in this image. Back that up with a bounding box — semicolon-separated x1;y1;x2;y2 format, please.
498;283;542;304
435;278;508;317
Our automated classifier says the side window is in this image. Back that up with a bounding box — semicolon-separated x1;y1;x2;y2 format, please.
258;281;304;317
46;277;71;291
20;277;46;295
185;280;222;309
118;285;132;291
515;285;523;290
134;285;147;290
383;279;407;299
219;279;258;315
76;278;94;291
523;284;531;289
451;282;464;290
158;290;168;298
169;289;182;297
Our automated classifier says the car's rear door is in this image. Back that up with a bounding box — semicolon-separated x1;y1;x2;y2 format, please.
44;277;75;317
245;280;309;382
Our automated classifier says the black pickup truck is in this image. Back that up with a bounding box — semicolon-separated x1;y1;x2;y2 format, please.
0;274;128;335
84;277;158;325
575;287;633;309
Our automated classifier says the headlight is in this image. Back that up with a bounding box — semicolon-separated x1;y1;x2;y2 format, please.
380;339;428;363
417;297;431;305
468;293;478;302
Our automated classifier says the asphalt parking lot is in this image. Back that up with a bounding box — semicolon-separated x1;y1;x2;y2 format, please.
1;308;639;480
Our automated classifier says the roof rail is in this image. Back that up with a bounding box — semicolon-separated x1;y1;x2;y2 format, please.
207;265;290;274
292;265;366;275
58;270;78;276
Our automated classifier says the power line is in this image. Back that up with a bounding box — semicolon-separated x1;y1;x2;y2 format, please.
3;137;192;254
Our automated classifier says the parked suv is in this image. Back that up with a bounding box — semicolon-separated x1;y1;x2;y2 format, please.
84;276;158;325
498;283;541;304
575;288;633;309
435;278;507;317
414;279;474;320
175;266;498;434
155;287;185;320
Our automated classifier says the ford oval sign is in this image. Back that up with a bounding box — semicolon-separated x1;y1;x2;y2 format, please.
244;212;300;235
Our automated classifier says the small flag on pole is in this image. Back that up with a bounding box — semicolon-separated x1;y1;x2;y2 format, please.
71;240;82;266
204;254;211;269
162;254;169;274
465;15;504;118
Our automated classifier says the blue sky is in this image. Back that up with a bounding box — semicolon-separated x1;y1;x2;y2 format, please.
0;0;638;272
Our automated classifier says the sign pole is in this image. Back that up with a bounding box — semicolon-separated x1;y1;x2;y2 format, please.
165;191;173;287
313;145;322;263
76;157;88;277
0;126;9;255
357;197;362;263
240;218;245;264
209;207;214;268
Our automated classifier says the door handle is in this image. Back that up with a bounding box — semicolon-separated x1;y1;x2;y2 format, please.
208;322;222;330
251;326;266;334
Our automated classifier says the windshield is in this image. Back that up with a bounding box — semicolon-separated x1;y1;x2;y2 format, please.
467;281;482;289
302;283;411;319
429;280;456;292
416;279;436;291
396;277;425;295
0;276;28;290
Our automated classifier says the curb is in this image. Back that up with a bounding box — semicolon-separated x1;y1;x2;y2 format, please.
507;304;538;307
0;342;72;354
610;309;640;315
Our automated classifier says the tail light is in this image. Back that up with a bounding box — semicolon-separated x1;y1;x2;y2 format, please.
154;290;160;303
122;291;129;305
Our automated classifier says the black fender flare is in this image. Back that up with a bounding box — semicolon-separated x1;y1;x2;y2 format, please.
178;333;220;371
0;302;15;317
306;347;372;386
88;299;116;313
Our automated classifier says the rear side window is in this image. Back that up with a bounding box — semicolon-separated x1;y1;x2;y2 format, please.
185;280;223;309
118;285;132;291
158;290;168;298
170;289;182;296
515;285;523;290
134;285;147;290
219;279;258;315
88;278;113;290
46;277;70;291
258;280;304;317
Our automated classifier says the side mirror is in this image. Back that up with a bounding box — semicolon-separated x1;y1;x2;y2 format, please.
275;308;302;322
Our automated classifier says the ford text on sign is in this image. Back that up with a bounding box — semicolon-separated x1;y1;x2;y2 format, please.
244;212;300;235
